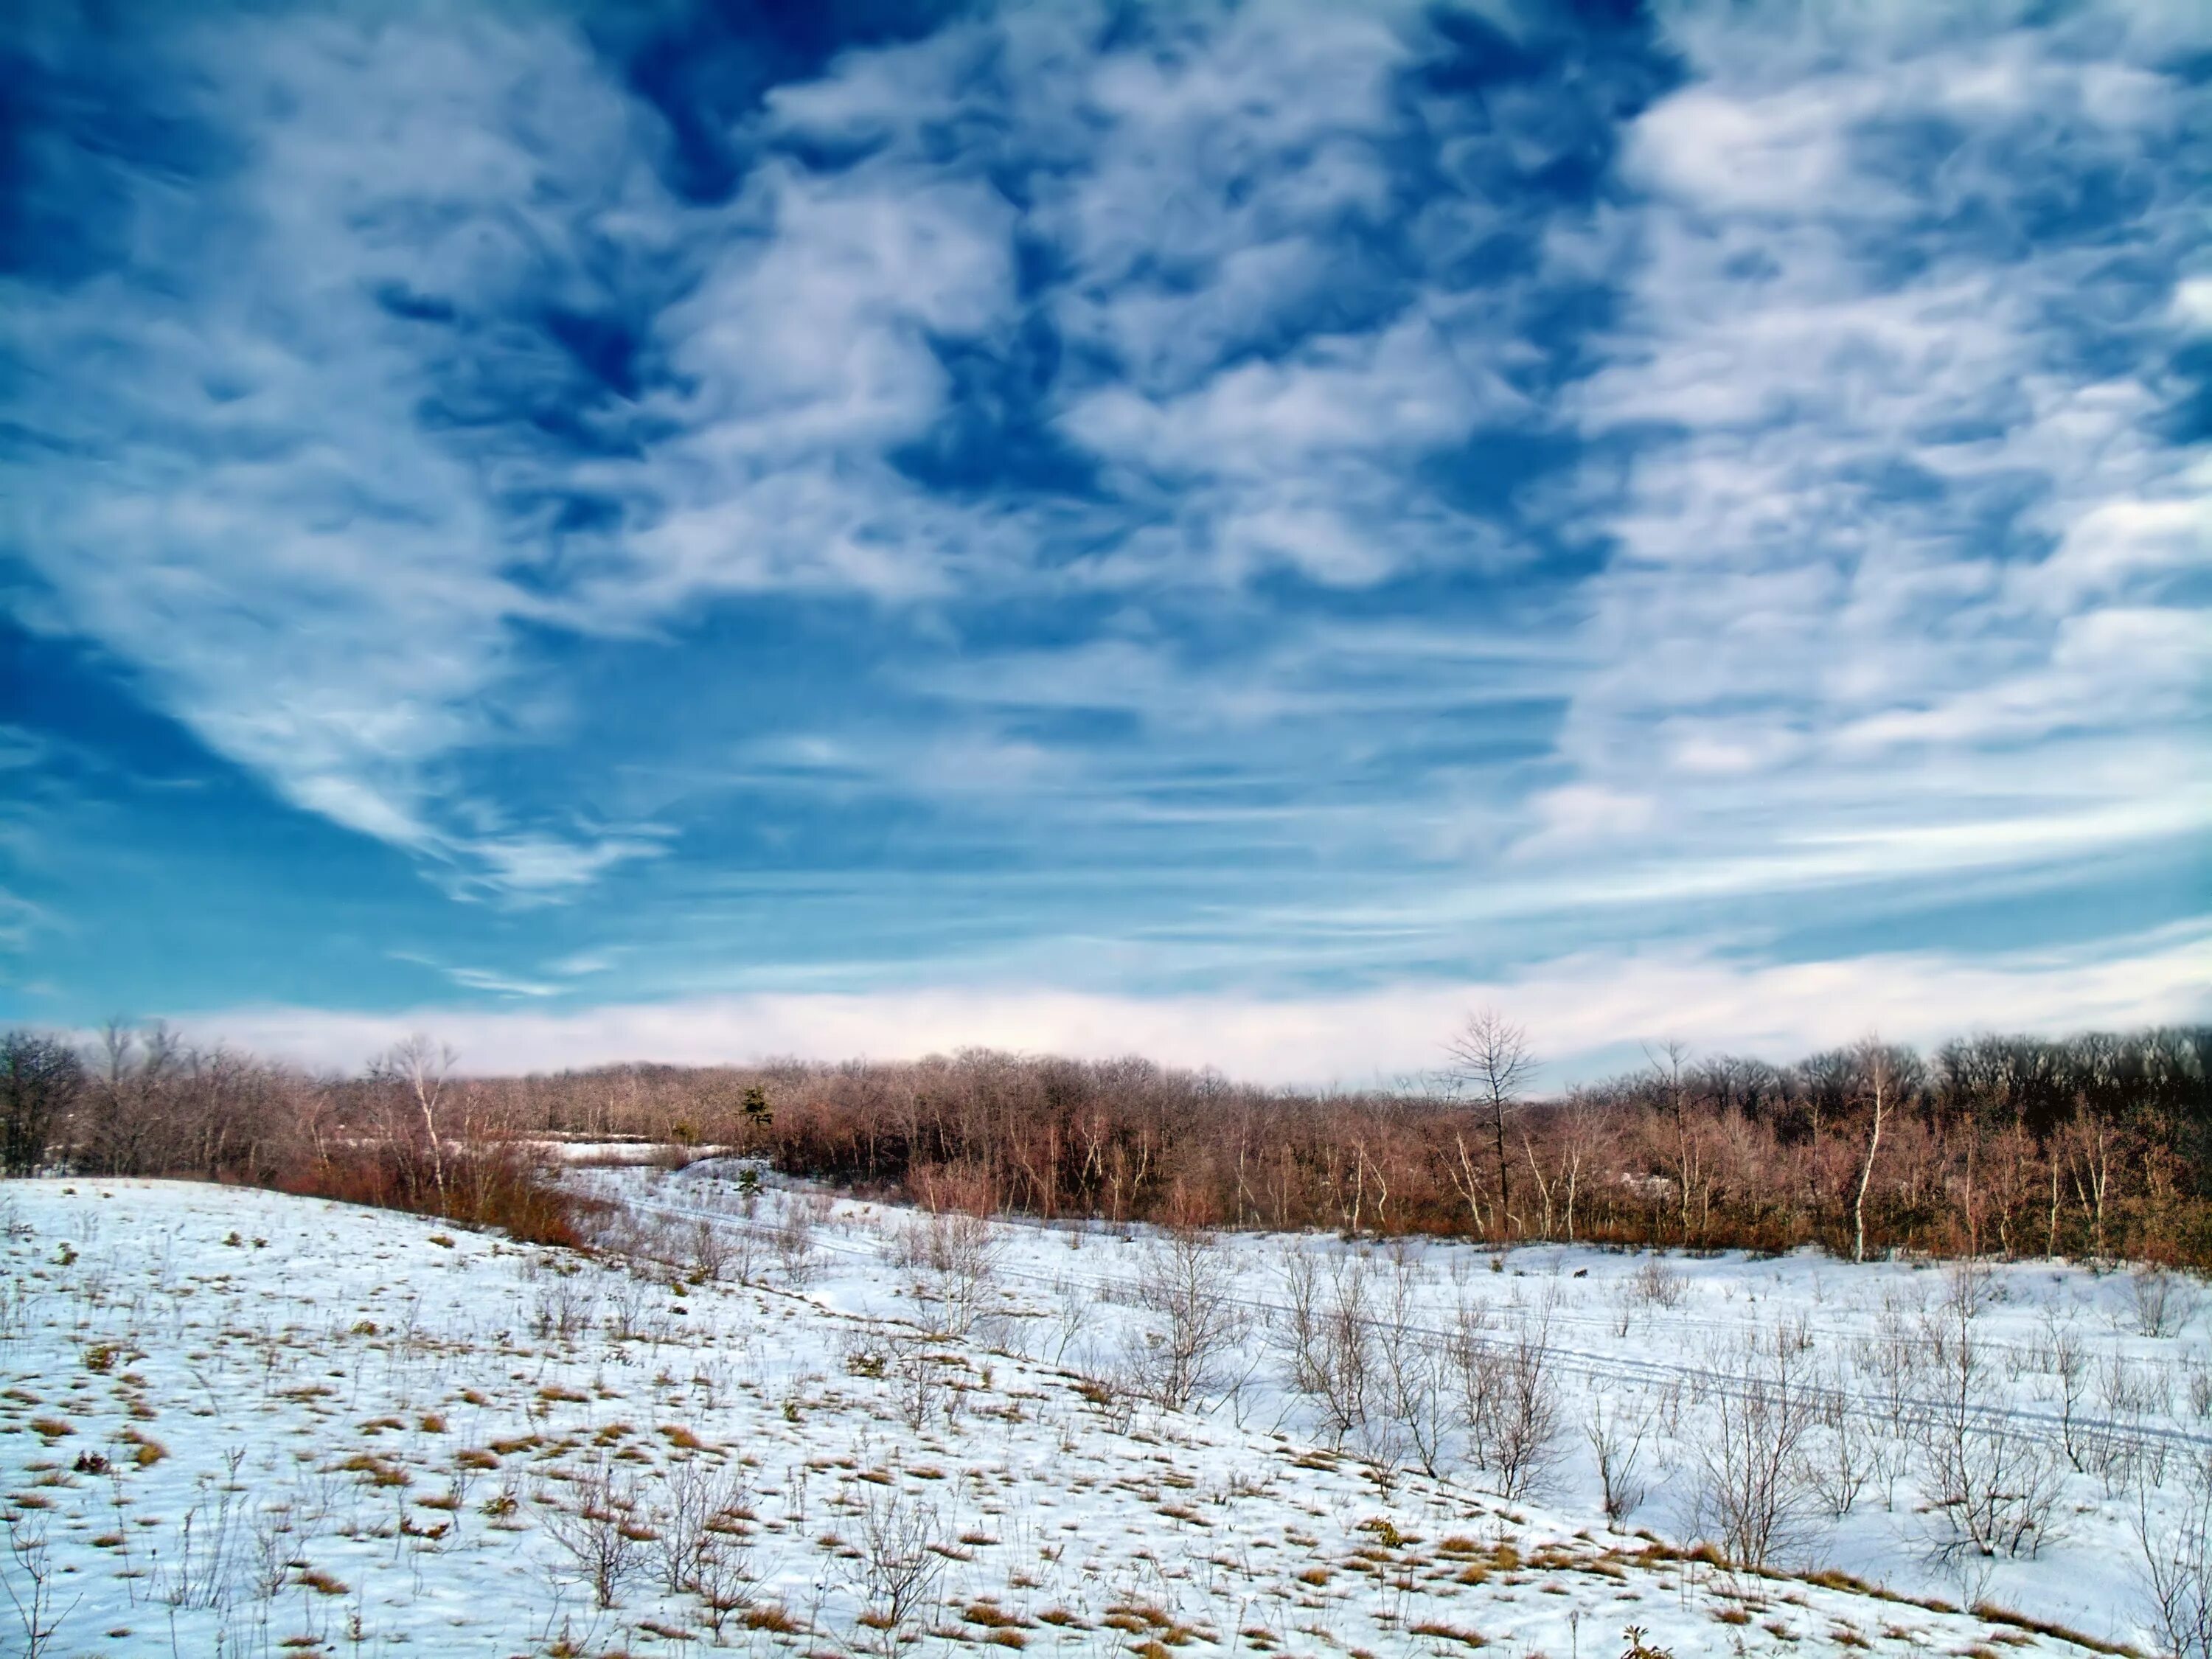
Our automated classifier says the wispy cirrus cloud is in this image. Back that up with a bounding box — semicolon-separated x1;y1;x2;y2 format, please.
1541;1;2210;901
4;10;1029;894
2;0;2204;1048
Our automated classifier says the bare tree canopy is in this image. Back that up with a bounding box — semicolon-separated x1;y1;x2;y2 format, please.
1444;1009;1535;1110
1444;1009;1537;1238
5;1019;2212;1265
372;1034;460;1202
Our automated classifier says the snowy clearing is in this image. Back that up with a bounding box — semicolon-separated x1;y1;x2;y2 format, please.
1;1177;2206;1659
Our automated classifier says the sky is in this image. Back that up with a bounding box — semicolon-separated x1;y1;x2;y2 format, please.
2;0;2207;1085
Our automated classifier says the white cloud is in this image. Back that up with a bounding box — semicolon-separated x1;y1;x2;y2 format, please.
1627;83;1865;215
1544;3;2211;894
2;1;1568;901
585;158;1020;613
7;0;2202;994
2175;278;2212;333
174;922;2212;1086
1512;784;1658;858
1042;4;1413;393
2033;494;2211;607
3;15;665;888
1;13;1025;892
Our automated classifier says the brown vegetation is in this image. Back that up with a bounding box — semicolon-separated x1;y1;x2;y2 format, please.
453;1025;2211;1265
3;1019;2208;1265
0;1023;587;1245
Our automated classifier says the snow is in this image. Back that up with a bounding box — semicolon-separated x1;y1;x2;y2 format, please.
1;1175;2202;1659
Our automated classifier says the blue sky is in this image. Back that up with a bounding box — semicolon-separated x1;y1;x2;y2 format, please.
3;0;2206;1082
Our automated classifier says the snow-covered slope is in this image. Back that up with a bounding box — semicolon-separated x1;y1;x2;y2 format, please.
0;1178;2197;1658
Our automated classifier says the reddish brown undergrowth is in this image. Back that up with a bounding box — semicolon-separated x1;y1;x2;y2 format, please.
269;1139;594;1247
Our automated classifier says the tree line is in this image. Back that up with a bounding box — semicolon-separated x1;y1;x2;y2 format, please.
2;1017;2208;1265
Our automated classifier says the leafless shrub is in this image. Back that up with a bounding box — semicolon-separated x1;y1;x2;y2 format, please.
248;1497;298;1599
537;1458;653;1609
692;1525;757;1641
1808;1374;1874;1519
1851;1304;1927;1509
1917;1302;2067;1560
1607;1279;1643;1339
158;1452;251;1612
845;1480;945;1655
2080;1350;2177;1495
1276;1251;1374;1448
0;1279;31;1349
2139;1457;2212;1659
2188;1359;2212;1422
1632;1254;1686;1310
1046;1275;1095;1368
1123;1228;1251;1412
728;1213;769;1286
1585;1385;1655;1522
1688;1329;1820;1568
1372;1246;1450;1477
2037;1310;2094;1470
2104;1349;2177;1419
1452;1294;1565;1500
653;1457;751;1596
1941;1258;1997;1322
774;1199;819;1287
528;1268;599;1343
2129;1267;2202;1340
3;1517;79;1659
603;1272;649;1343
896;1211;1000;1338
889;1333;958;1432
684;1217;733;1284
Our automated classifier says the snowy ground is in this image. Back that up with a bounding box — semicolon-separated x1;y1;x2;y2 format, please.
0;1176;2203;1659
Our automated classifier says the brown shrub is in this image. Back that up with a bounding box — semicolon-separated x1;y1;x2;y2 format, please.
269;1140;593;1247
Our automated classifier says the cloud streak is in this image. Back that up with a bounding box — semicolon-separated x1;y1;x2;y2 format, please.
2;0;2204;1051
181;922;2212;1086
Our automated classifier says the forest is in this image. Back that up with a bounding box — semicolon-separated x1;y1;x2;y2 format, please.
4;1018;2208;1266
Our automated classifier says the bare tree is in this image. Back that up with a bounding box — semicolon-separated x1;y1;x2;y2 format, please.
1646;1040;1699;1239
1445;1010;1534;1239
1852;1037;1895;1265
373;1036;459;1206
83;1022;178;1176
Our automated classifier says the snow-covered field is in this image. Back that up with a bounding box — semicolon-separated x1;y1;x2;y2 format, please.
1;1175;2206;1659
